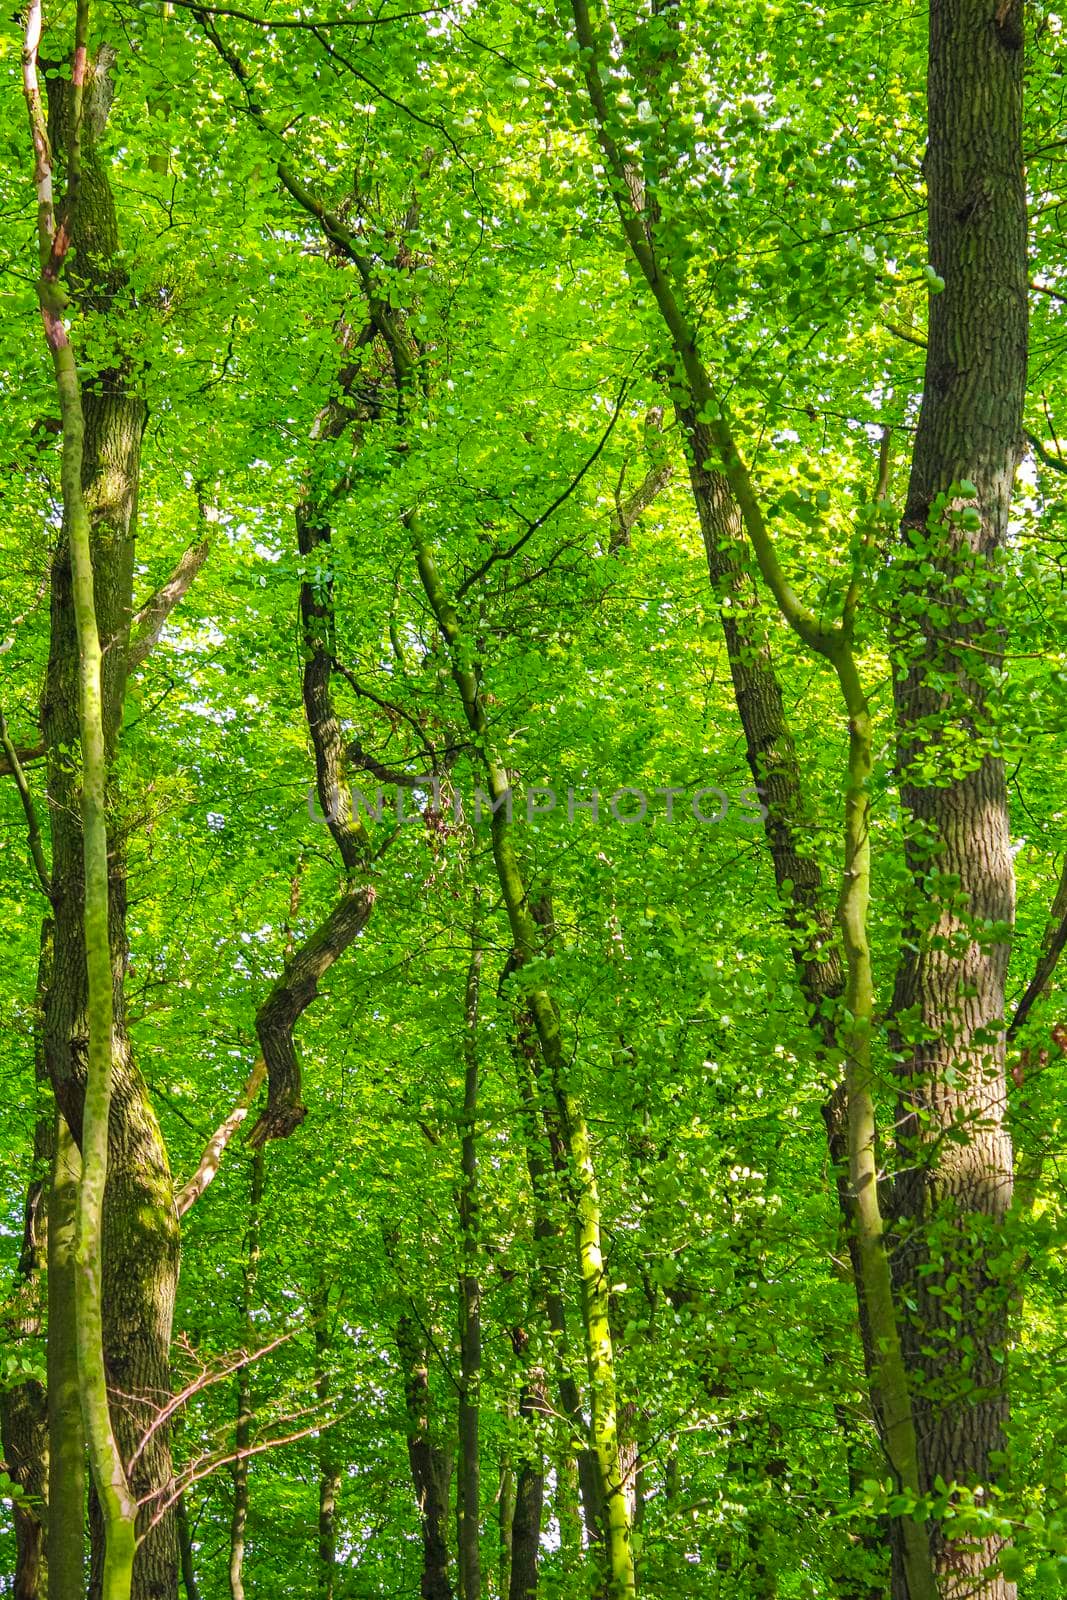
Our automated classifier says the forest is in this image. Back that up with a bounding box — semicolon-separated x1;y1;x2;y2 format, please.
0;0;1064;1596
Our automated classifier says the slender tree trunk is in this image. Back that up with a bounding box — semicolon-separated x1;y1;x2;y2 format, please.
889;1;1027;1594
507;1337;544;1600
457;926;483;1600
229;1148;263;1600
396;1313;455;1600
556;1454;582;1564
48;1113;86;1598
508;975;604;1553
1;929;55;1600
497;1446;516;1600
314;1289;342;1600
413;530;633;1596
175;1495;201;1600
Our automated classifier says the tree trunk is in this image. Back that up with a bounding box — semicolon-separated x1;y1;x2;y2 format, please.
396;1313;455;1600
497;1434;515;1600
1;929;55;1600
229;1148;263;1600
412;529;635;1598
41;55;179;1600
457;927;483;1600
175;1494;202;1600
2;1171;50;1600
890;0;1027;1594
48;1113;86;1598
507;1338;544;1600
509;985;605;1554
314;1287;342;1600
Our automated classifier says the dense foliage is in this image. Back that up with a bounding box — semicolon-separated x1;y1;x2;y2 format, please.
1;0;1066;1596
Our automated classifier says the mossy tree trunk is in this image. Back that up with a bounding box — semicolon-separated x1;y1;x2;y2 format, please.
39;52;180;1600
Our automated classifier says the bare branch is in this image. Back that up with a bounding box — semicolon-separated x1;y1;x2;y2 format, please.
1009;857;1067;1040
128;1328;295;1470
0;711;52;899
128;534;214;668
609;404;672;554
175;1056;266;1218
140;1406;349;1536
456;371;634;599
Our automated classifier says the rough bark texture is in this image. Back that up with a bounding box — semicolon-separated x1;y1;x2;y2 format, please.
890;0;1027;1593
41;59;180;1600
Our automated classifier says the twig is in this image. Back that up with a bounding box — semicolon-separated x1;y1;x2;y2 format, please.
456;370;635;598
0;710;52;898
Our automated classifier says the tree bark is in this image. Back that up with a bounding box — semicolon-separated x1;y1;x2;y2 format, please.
1;930;55;1600
39;50;179;1600
890;0;1027;1594
457;926;483;1600
228;1148;263;1600
314;1287;342;1600
396;1313;455;1600
48;1113;86;1599
507;1334;544;1600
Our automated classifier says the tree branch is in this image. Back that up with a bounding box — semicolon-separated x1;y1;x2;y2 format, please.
1009;857;1067;1041
128;534;213;668
174;1056;266;1218
249;884;377;1145
456;371;633;598
0;711;51;899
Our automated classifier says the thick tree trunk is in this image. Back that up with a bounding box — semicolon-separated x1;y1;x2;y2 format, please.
41;57;179;1600
890;0;1027;1594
